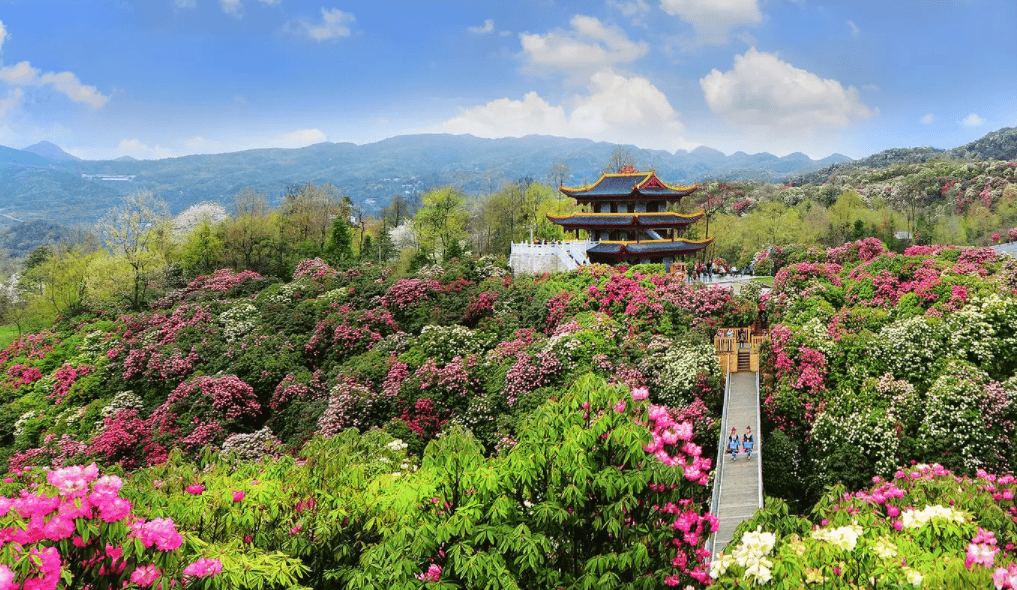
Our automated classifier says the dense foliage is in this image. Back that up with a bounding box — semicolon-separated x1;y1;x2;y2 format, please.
0;255;737;588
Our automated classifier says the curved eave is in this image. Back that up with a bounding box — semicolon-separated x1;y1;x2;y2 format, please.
546;211;704;229
588;237;714;257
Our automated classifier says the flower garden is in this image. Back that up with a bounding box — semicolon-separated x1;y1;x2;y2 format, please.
2;240;1017;588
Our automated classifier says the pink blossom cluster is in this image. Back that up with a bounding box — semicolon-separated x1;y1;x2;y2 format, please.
463;291;497;323
399;397;447;439
186;268;264;293
182;557;223;578
6;363;43;390
0;463;216;590
826;238;888;265
46;363;93;405
0;332;57;366
293;257;338;281
995;564;1017;589
966;528;1000;569
382;278;440;310
641;402;711;486
416;564;442;582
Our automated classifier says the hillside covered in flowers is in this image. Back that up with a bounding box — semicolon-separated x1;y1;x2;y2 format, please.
3;239;1017;588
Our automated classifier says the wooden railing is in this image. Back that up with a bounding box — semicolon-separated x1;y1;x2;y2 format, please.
713;327;768;374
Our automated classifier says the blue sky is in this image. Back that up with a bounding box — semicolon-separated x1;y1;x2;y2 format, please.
0;0;1014;160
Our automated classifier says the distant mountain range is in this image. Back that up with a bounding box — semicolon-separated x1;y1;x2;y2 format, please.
0;129;1013;228
0;134;849;225
793;127;1017;184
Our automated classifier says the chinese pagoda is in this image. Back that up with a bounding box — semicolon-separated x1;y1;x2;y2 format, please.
547;165;712;265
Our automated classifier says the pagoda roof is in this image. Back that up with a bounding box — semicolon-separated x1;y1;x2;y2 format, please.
560;169;697;200
588;238;713;257
547;211;704;229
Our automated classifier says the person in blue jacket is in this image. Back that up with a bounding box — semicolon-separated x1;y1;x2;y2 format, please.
742;426;754;459
727;427;741;461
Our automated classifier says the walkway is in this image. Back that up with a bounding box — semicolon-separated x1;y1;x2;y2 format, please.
709;371;763;557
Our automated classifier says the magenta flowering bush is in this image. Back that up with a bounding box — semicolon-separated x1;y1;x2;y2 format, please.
0;463;223;590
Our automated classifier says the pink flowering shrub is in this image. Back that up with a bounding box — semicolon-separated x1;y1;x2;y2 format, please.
187;268;265;294
0;463;222;590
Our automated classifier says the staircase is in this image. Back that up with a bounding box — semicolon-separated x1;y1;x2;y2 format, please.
737;351;750;372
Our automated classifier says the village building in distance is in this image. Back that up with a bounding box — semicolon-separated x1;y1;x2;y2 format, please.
509;165;712;273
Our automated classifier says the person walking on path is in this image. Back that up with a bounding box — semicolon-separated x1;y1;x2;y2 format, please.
727;427;741;461
742;426;754;459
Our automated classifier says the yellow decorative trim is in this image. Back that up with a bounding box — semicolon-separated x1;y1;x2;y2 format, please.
600;237;715;245
635;171;698;193
548;211;705;220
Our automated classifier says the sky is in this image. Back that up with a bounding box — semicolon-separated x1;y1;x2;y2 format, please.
0;0;1014;161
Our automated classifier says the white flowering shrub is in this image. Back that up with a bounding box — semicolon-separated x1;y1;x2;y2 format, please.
947;294;1017;380
218;302;260;343
918;361;993;472
221;426;282;461
876;316;948;386
641;342;721;407
812;404;901;481
99;391;144;421
419;325;491;364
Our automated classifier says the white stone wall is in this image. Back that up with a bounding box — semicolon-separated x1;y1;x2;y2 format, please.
509;240;595;274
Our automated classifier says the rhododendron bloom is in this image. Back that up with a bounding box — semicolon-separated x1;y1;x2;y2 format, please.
631;386;649;400
0;565;13;590
417;564;442;582
131;564;161;587
186;484;205;495
233;490;245;502
182;558;223;578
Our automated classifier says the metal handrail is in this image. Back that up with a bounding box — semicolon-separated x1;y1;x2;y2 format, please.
707;369;732;559
755;371;763;510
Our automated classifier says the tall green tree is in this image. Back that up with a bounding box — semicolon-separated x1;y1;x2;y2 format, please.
97;190;170;310
414;187;469;261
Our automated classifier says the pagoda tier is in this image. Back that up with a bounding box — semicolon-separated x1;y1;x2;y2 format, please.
560;169;697;206
586;239;711;264
546;211;703;231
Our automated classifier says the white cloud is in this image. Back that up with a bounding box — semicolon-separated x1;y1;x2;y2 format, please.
287;8;355;41
660;0;763;44
275;128;328;148
519;15;647;73
961;113;985;127
700;48;874;130
0;60;108;108
0;88;22;117
921;113;934;124
438;69;689;151
0;21;7;54
469;19;495;34
116;138;175;160
221;0;243;17
220;0;279;18
847;20;860;37
608;0;650;17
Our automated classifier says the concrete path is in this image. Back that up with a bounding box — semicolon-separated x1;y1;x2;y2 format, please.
712;371;762;556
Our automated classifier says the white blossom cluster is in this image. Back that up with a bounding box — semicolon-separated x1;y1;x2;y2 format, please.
221;427;282;461
711;526;777;584
218;302;261;343
99;391;144;423
420;324;487;363
900;504;967;529
812;405;901;479
811;523;863;551
642;342;721;407
876;316;947;380
947;295;1017;373
919;361;994;471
